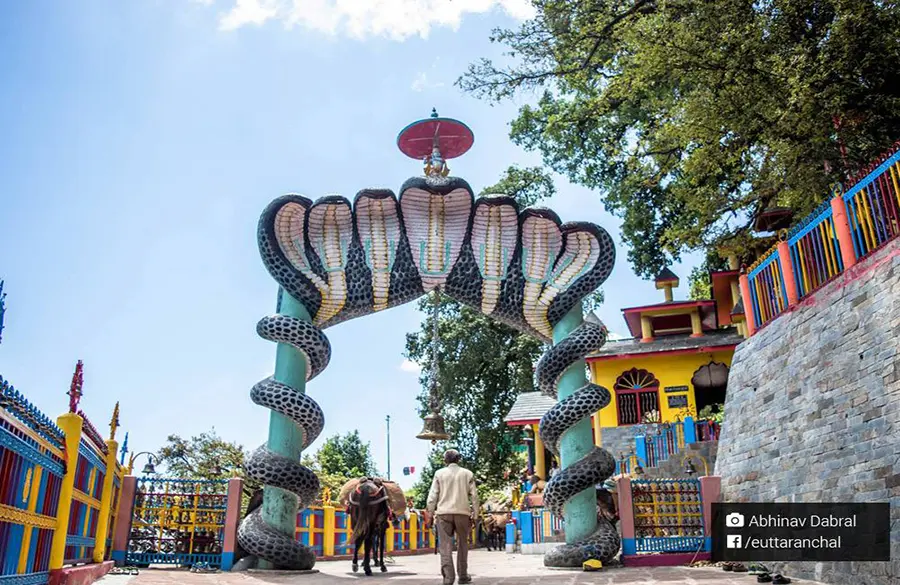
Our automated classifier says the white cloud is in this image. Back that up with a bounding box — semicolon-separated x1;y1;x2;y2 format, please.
411;57;445;91
220;0;278;31
399;359;422;373
211;0;535;40
410;71;445;92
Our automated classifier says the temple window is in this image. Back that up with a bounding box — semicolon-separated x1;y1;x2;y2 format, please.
614;368;661;425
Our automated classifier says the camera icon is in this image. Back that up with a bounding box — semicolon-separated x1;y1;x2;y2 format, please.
726;512;745;528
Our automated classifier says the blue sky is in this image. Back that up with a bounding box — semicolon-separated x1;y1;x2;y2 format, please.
0;0;702;490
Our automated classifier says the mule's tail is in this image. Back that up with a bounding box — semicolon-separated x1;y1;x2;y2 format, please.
349;487;374;543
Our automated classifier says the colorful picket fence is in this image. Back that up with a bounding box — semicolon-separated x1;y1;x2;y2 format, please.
504;509;564;553
0;368;124;585
742;141;900;333
295;506;439;558
626;417;718;472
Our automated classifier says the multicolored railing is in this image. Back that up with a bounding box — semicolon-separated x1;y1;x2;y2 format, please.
627;417;718;472
787;199;844;298
747;245;789;329
843;148;900;260
0;380;66;585
504;509;564;551
740;141;900;334
295;506;439;558
63;439;107;564
0;373;123;585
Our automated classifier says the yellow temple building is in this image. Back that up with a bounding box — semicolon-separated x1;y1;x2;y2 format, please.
505;265;746;479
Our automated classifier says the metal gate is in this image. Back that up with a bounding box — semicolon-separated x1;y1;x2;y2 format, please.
631;478;706;553
126;477;229;567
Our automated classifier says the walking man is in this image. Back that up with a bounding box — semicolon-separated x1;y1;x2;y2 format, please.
426;449;479;585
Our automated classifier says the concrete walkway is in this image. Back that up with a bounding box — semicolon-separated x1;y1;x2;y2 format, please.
97;551;827;584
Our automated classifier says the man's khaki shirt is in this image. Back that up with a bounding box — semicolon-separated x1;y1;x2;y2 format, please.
426;464;479;517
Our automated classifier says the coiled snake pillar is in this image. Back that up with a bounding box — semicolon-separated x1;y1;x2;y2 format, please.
243;176;617;569
537;314;621;566
237;310;330;569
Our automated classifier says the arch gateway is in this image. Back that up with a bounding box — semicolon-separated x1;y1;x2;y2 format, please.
238;112;620;570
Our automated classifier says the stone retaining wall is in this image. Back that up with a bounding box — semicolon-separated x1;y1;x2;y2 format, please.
715;237;900;585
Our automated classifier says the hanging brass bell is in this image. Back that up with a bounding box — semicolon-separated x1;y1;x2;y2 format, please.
416;412;451;443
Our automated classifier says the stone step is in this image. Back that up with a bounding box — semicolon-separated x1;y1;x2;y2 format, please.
642;440;718;479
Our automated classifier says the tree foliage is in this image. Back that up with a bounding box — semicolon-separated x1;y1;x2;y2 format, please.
154;429;377;504
459;0;900;278
154;429;259;498
688;251;729;300
301;431;378;497
404;165;601;494
408;447;445;509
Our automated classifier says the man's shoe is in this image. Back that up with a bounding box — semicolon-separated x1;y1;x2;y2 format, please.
459;577;472;584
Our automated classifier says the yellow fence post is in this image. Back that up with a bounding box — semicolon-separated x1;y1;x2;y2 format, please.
386;522;395;552
49;411;84;570
409;513;418;551
93;403;120;562
17;465;45;572
323;505;335;557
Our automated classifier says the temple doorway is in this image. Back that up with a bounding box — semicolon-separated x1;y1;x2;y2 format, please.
691;362;729;413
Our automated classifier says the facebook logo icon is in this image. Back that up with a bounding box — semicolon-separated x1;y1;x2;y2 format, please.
726;534;743;549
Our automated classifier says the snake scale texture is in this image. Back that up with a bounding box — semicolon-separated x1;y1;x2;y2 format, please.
537;315;621;566
242;176;617;569
236;312;330;569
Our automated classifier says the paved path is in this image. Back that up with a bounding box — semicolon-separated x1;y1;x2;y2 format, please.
98;551;827;584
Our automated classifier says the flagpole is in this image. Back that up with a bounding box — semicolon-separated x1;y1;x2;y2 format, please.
386;415;391;480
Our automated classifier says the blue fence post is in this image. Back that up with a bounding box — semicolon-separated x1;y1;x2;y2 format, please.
505;522;515;549
635;435;648;468
520;511;534;545
683;416;696;444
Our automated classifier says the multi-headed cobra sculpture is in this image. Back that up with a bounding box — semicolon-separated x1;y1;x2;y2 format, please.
238;112;620;570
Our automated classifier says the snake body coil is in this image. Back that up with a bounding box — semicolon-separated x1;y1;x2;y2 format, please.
236;312;330;570
538;315;621;567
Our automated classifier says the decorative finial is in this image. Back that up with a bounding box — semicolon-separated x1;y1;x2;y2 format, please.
654;267;679;302
67;360;84;413
109;402;120;441
0;280;6;345
120;432;129;465
430;108;438;118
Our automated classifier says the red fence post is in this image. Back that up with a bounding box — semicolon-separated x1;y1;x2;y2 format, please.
698;475;721;541
110;476;136;566
738;271;757;335
777;239;799;306
831;195;858;270
221;478;244;570
616;476;636;556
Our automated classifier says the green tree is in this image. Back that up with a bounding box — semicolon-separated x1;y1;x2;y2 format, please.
314;430;378;478
688;252;729;300
408;447;445;509
300;431;378;498
405;165;601;494
154;429;260;499
460;0;900;278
